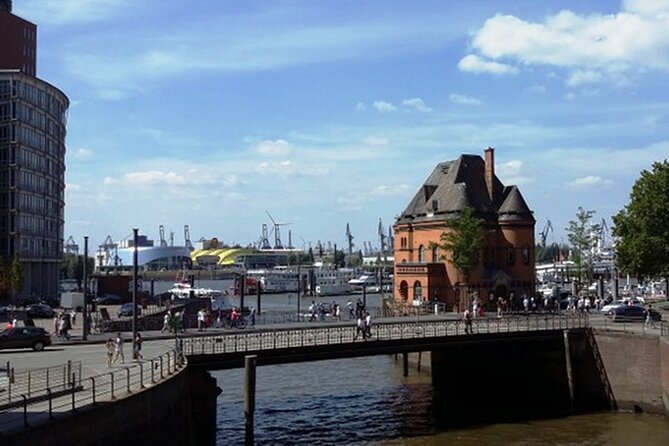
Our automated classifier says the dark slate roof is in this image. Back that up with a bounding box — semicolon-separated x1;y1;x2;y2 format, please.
396;153;534;225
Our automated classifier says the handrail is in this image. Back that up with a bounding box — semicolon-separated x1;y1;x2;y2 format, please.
181;314;590;356
0;348;186;437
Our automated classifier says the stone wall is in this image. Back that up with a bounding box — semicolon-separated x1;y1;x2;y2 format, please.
2;368;219;446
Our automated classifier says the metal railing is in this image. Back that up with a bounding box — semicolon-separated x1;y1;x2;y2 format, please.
0;361;82;409
0;348;185;437
592;315;668;337
181;313;590;356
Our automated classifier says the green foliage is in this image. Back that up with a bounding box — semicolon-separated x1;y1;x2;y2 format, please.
613;160;669;279
10;254;23;294
565;207;600;288
535;243;570;264
288;251;313;266
438;207;483;282
60;253;94;289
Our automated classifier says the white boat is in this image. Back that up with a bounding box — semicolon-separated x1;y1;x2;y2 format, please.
168;283;233;310
246;268;299;293
314;267;357;296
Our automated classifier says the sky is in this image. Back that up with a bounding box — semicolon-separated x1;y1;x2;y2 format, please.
13;0;669;252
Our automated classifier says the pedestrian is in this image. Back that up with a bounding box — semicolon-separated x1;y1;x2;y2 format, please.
463;308;473;334
106;338;114;366
645;304;655;329
112;332;125;364
249;306;256;327
161;311;170;333
347;300;354;320
133;332;143;360
59;313;69;340
197;308;205;332
53;313;60;336
354;315;365;340
364;311;372;339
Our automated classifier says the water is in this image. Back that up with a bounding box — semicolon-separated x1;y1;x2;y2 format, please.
180;280;669;445
213;356;669;446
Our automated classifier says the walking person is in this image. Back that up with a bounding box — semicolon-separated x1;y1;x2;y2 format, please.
197;308;205;332
354;315;365;340
463;308;473;334
645;304;656;329
249;306;256;327
133;332;143;360
161;311;170;333
112;332;125;364
106;338;114;367
364;311;372;340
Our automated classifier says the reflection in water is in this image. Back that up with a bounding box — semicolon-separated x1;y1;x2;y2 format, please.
213;356;669;445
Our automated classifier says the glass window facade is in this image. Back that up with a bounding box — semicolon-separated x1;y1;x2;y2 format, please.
0;72;68;299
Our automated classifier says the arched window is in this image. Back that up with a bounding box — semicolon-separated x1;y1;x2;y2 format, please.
399;280;409;301
432;246;439;262
413;281;422;301
418;245;425;263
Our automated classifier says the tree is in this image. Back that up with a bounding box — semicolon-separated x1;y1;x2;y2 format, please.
613;160;669;280
438;207;483;307
10;254;23;298
565;207;600;292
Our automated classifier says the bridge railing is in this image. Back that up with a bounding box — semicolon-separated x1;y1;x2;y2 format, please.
0;348;185;437
0;361;82;409
181;314;589;356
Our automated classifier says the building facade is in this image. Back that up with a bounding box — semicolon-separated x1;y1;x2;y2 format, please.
0;1;36;76
393;148;535;311
0;3;69;301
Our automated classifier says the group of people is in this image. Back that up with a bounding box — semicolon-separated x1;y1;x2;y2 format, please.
53;310;76;339
354;311;373;340
308;301;340;322
105;332;143;366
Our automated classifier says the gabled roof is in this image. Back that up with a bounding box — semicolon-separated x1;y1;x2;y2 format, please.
395;152;534;225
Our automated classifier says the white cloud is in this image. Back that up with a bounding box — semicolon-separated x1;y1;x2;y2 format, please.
462;3;669;86
496;160;534;186
457;54;518;75
256;139;292;156
355;102;367;112
103;177;117;185
565;175;613;190
16;0;131;25
402;98;432;112
566;69;605;87
370;184;410;196
67;183;81;191
373;101;397;113
449;93;482;106
72;148;93;160
255;160;328;177
122;171;187;186
363;137;389;146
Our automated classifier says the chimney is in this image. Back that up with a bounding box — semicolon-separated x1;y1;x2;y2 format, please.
484;146;495;203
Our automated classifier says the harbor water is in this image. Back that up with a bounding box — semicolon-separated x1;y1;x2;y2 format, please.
159;279;669;445
213;355;669;446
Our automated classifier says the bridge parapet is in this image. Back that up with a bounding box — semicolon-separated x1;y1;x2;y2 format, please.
181;314;589;357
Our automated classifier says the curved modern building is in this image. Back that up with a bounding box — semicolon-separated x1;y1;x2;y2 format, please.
1;4;69;300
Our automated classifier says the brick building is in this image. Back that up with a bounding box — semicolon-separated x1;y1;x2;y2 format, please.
392;148;535;311
0;1;36;76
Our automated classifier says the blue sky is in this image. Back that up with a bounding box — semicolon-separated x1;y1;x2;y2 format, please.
14;0;669;252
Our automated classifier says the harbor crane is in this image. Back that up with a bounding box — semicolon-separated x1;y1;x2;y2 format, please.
184;225;193;250
346;223;354;254
539;220;554;247
257;224;272;249
65;235;79;255
159;225;168;247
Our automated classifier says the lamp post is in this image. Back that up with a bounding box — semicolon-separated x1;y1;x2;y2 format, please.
132;228;139;347
296;265;301;320
82;236;89;340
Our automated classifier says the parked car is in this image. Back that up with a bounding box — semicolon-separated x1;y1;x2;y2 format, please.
117;303;141;318
607;305;647;322
26;303;55;319
0;326;52;351
95;294;122;305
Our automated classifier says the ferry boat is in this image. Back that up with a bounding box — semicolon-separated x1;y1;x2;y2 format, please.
246;267;300;293
314;268;357;296
168;283;233;310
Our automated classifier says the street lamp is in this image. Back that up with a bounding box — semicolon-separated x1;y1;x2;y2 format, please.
82;236;89;340
132;228;139;349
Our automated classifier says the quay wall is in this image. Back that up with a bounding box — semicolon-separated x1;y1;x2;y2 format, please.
3;368;219;446
594;332;669;414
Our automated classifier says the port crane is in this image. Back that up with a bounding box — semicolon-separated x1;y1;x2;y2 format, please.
539;220;554;247
65;235;79;255
346;223;354;254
